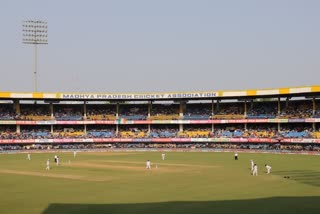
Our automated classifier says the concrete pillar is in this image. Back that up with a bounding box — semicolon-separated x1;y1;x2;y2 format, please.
211;99;214;116
278;97;281;116
14;100;20;114
84;102;87;120
244;100;247;117
148;101;151;118
50;103;54;119
179;101;184;118
179;124;183;132
313;98;316;116
116;103;119;118
16;125;20;133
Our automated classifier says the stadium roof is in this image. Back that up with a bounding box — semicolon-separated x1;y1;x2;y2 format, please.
0;85;320;101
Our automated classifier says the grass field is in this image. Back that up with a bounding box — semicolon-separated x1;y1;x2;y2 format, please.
0;151;320;214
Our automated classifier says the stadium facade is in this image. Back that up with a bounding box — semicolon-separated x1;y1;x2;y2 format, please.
0;85;320;148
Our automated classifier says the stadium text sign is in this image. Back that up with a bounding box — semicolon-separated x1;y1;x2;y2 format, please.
61;92;217;100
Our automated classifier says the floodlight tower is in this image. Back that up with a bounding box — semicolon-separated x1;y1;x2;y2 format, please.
22;20;48;92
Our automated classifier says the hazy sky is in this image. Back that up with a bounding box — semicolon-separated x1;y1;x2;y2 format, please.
0;0;319;93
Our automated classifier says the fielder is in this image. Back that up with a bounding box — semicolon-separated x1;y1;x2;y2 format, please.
46;159;50;170
252;164;258;176
161;153;165;160
146;160;151;169
56;156;59;166
73;151;77;158
27;153;31;161
250;160;254;171
265;164;272;174
234;152;238;160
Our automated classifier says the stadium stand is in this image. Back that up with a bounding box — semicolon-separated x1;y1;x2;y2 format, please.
86;104;116;120
150;125;179;138
212;102;245;119
150;104;180;120
246;101;277;119
0;85;320;152
0;104;16;120
184;103;211;120
54;104;83;121
119;104;148;120
19;104;52;121
87;125;116;138
119;125;148;138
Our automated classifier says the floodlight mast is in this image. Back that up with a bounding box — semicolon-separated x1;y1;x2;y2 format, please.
22;20;48;92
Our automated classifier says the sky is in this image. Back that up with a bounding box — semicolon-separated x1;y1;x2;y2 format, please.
0;0;319;93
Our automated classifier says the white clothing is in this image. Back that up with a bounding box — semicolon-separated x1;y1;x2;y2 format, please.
73;151;77;158
250;160;254;171
252;165;258;176
56;157;59;165
46;160;50;170
234;153;238;160
161;153;165;160
146;161;151;169
27;153;31;160
266;165;271;174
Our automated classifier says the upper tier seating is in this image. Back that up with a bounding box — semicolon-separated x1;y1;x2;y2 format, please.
183;104;211;120
150;104;180;120
119;105;148;120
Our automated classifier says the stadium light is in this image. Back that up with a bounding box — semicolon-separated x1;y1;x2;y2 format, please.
22;20;48;92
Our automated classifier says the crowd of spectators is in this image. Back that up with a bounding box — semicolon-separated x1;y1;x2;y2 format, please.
119;104;148;120
246;102;277;119
179;125;212;138
149;125;179;138
150;104;180;120
279;101;313;119
212;102;244;119
1;101;320;121
54;105;83;121
87;125;115;138
0;125;319;139
86;104;116;120
313;102;320;118
0;126;88;139
1;101;320;151
18;105;51;121
118;125;148;138
0;104;16;120
279;125;311;138
184;104;211;120
1;142;320;152
52;126;85;138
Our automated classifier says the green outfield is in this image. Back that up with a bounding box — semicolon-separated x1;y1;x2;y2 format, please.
0;151;319;214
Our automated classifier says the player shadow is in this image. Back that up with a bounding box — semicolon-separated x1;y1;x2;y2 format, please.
274;170;320;187
42;196;320;214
